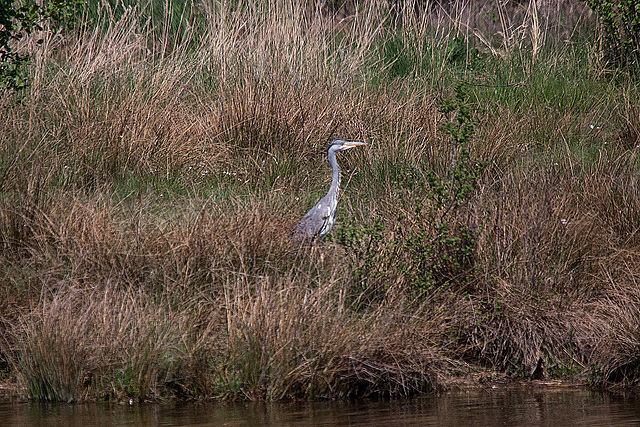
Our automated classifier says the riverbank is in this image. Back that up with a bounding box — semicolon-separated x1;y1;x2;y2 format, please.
2;0;640;402
0;374;590;403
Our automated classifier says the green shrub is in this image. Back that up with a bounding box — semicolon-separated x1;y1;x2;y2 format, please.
335;83;482;300
0;0;80;94
585;0;640;72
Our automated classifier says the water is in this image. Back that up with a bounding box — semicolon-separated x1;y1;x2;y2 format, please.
2;388;640;426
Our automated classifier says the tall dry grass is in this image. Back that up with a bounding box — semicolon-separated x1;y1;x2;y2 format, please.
1;0;640;401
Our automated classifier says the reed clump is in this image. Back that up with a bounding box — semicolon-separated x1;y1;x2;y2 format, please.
1;0;640;401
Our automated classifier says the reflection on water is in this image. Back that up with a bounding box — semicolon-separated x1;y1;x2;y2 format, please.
2;388;640;427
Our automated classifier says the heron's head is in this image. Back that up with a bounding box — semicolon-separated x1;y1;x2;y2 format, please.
329;139;367;152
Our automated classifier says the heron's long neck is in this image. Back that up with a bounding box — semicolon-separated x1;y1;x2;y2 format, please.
328;149;341;200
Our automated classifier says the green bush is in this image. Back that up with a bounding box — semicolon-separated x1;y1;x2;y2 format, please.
585;0;640;72
0;0;80;93
335;83;482;301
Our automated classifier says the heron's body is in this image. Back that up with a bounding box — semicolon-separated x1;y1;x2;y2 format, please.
292;139;366;243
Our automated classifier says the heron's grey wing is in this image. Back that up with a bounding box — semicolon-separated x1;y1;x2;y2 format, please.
292;201;331;241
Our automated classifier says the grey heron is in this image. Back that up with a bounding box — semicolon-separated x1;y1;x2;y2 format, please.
292;139;366;243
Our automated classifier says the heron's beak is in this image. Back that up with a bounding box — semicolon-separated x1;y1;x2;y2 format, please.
342;141;367;149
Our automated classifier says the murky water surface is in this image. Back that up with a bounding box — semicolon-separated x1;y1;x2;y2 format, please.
2;388;640;426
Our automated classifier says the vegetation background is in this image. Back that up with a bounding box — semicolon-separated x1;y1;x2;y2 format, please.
1;0;639;402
